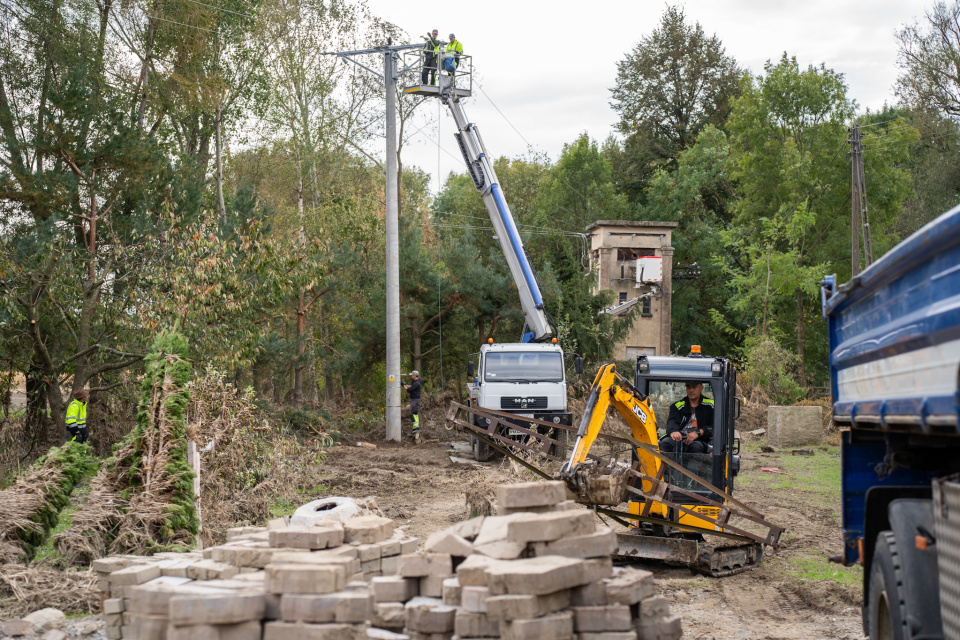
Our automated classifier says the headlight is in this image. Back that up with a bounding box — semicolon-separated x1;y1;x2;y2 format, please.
711;361;722;375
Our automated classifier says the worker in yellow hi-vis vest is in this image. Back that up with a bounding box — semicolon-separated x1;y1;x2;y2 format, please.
65;388;89;444
444;34;463;75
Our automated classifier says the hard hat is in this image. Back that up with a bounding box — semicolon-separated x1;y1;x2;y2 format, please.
449;33;455;38
410;370;420;377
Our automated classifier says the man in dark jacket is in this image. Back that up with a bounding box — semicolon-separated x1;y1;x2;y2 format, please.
659;381;713;454
422;31;440;85
403;371;422;436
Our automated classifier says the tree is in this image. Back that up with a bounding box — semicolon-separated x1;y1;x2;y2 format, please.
610;5;741;200
897;1;960;120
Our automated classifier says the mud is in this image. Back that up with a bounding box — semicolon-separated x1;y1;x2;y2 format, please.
314;430;865;640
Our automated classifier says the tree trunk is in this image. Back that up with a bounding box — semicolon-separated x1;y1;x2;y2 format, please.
136;0;159;128
25;361;48;445
320;302;337;409
413;323;423;375
293;292;305;409
761;246;772;339
796;289;806;386
215;102;226;223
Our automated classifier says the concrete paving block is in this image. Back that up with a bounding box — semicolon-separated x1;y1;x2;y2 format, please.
158;559;197;578
637;596;669;620
454;555;503;587
381;555;399;575
233;571;267;582
403;633;452;640
271;526;345;550
403;597;457;634
110;563;161;585
604;569;653;606
361;558;382;575
572;606;633;632
379;539;401;557
41;629;67;640
371;576;419;603
454;611;499;638
570;581;606;607
130;614;169;640
578;633;638;640
169;590;266;626
767;405;823;448
501;610;574;640
335;592;373;623
485;556;600;596
281;594;338;623
267;518;288;530
343;516;395;544
265;563;347;595
372;602;406;630
357;544;383;562
424;531;473;557
496;481;566;509
93;557;129;573
266;593;282;620
635;615;681;640
328;546;360;560
397;553;453;578
419;575;446;598
472;540;526;560
263;621;367;640
272;551;360;576
104;626;122;640
104;613;122;627
484;589;571;622
104;598;126;614
188;559;239;581
449;516;485;541
127;577;195;615
167;621;263;640
471;515;520;547
530;527;617;559
440;578;461;606
398;538;419;554
505;511;595;544
460;586;489;613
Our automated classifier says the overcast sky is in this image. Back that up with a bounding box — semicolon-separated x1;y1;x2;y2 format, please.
361;0;931;196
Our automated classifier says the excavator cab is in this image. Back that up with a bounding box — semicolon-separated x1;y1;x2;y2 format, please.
632;351;741;531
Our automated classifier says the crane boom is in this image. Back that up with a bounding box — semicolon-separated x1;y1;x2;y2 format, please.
440;91;553;342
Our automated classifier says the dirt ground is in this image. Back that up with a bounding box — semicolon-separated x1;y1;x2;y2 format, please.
312;425;865;640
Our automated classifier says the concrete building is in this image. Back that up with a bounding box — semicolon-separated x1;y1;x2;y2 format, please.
586;220;678;359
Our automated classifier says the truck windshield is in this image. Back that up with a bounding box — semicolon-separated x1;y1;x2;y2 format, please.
484;352;564;383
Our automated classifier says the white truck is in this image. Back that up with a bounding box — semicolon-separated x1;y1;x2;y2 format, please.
410;66;580;461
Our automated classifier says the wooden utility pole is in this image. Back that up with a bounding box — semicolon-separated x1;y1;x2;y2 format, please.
849;123;874;276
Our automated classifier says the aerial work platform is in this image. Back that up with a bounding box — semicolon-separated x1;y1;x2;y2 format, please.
402;50;472;98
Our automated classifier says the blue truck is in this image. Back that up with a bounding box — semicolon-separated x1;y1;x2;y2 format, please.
822;205;960;640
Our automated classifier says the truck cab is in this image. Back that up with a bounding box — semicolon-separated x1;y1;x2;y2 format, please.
466;342;573;461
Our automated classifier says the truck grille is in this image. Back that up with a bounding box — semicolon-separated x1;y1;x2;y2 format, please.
500;397;548;410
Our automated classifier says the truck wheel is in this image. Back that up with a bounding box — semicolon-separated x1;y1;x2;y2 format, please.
551;427;569;458
472;435;491;462
868;531;907;640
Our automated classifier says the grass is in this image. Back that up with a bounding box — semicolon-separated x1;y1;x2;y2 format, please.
783;553;862;588
31;481;92;565
744;443;842;501
269;498;297;518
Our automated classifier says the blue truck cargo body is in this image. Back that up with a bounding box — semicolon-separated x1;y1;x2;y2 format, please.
822;204;960;639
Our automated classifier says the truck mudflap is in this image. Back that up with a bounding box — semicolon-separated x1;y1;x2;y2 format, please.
615;533;763;577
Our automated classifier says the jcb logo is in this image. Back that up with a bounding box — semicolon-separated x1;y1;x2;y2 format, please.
632;404;647;424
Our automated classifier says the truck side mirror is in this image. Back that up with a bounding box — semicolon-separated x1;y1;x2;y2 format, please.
467;361;475;378
575;357;583;374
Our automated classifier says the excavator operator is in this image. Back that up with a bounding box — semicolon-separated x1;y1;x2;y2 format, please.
659;381;713;454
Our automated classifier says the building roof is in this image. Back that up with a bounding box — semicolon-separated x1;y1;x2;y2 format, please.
585;220;679;232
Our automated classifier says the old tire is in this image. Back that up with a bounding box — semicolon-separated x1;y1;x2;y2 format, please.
868;531;907;640
472;435;491;462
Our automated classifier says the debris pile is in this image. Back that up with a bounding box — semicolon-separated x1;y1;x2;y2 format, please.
371;480;681;640
83;481;682;640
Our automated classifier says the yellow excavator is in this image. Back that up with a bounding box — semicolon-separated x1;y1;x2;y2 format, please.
447;348;783;576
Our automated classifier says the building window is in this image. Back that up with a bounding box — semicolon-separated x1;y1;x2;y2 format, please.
619;292;627;304
641;297;652;316
617;248;656;260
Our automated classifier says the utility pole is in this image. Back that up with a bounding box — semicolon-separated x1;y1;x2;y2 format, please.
848;122;874;276
324;41;421;442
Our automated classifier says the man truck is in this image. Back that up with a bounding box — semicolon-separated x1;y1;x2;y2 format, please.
821;204;960;640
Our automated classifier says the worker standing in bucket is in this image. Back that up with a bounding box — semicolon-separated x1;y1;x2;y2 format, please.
444;34;463;76
403;371;422;439
422;30;441;85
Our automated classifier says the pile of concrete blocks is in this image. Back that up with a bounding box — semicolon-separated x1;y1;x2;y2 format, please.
369;481;681;640
94;514;416;639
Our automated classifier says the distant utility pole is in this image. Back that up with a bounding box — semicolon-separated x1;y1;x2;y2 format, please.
848;123;874;276
325;40;421;442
